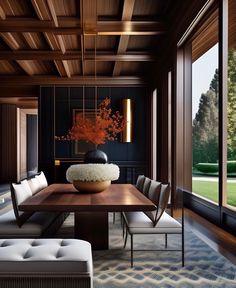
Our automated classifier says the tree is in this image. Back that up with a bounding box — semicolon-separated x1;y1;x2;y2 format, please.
192;48;236;165
192;87;218;165
227;48;236;159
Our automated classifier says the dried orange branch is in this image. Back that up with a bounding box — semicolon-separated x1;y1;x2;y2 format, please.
55;98;124;145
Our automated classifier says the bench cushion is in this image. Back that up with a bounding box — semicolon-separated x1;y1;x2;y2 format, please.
35;171;48;189
0;210;59;238
123;211;182;234
0;239;93;275
10;183;33;227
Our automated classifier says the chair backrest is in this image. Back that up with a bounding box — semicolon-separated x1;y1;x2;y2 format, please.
147;179;162;205
142;177;151;196
143;180;161;222
154;183;170;225
135;175;145;192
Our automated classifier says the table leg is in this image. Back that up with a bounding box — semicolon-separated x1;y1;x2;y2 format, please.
74;212;108;250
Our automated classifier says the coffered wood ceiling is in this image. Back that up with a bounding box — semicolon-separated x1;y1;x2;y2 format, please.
0;0;171;86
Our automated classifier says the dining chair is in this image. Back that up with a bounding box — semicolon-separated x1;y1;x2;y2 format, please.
122;181;184;268
114;175;148;225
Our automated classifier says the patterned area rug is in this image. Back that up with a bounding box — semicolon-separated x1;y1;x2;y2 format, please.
57;213;236;288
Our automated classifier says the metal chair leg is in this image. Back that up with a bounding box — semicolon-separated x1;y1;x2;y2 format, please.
182;231;185;266
124;227;128;248
121;212;123;227
131;234;133;268
113;212;115;224
165;234;167;248
122;219;125;238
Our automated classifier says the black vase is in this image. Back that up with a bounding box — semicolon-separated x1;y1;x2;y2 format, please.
84;149;108;164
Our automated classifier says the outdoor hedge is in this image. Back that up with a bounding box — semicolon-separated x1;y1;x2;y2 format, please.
195;163;219;173
195;161;236;173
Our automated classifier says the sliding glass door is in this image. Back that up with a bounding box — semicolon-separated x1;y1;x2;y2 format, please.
191;10;219;204
226;0;236;209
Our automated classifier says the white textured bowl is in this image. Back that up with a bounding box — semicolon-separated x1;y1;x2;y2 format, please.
66;163;120;183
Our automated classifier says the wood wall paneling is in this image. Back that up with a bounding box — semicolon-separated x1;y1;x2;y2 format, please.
0;104;17;183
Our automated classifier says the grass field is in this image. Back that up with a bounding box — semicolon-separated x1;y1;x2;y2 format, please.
192;179;236;207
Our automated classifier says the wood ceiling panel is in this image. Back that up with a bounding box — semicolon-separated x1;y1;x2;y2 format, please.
97;0;121;19
22;32;49;49
0;0;33;17
60;35;80;50
127;35;154;51
84;61;113;76
67;60;81;76
85;35;117;51
133;0;159;17
0;32;29;49
133;0;170;19
120;62;148;76
51;0;77;17
0;60;19;74
192;9;218;62
16;60;55;75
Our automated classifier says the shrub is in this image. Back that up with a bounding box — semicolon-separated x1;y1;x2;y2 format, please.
227;161;236;173
195;163;219;173
195;161;236;174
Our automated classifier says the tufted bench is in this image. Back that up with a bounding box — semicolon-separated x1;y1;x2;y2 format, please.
0;238;93;288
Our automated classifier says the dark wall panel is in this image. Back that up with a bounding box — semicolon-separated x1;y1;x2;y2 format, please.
0;104;17;183
40;86;148;183
38;87;55;183
27;114;38;176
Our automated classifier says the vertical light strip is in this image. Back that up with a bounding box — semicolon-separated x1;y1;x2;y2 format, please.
168;71;172;185
151;90;157;180
122;99;133;142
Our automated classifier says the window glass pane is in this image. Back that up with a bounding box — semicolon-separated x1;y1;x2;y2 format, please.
192;14;219;203
227;0;236;207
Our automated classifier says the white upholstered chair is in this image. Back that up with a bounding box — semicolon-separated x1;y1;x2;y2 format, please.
122;181;184;267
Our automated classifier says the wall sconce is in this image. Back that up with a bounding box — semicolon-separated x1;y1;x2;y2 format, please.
122;99;133;142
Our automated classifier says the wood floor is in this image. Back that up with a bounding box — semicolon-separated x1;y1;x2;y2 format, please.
185;208;236;265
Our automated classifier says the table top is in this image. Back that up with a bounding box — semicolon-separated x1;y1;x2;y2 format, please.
19;183;156;212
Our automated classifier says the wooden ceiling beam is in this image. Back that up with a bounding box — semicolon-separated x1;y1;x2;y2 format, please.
113;0;135;76
0;76;145;86
0;50;155;61
0;5;6;20
0;17;81;27
0;20;164;35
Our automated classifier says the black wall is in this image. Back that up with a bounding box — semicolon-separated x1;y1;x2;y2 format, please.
27;114;38;176
39;86;149;184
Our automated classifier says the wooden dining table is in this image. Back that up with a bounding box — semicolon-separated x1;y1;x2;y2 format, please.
19;183;156;250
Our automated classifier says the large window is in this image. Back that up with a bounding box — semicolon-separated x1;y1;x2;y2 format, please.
226;0;236;208
191;13;219;203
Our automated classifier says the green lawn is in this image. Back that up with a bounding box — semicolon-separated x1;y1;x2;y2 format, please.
192;179;236;206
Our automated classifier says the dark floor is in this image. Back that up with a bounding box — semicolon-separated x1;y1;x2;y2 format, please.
185;208;236;265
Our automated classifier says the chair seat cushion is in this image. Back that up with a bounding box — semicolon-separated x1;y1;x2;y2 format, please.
0;210;58;238
123;211;182;234
0;238;92;275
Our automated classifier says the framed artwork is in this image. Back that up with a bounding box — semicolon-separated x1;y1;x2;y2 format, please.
72;108;97;157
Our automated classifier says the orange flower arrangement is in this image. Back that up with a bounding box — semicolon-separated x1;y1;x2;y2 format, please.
55;98;124;145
